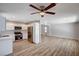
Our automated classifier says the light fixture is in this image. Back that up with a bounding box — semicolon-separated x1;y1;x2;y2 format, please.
39;12;45;15
39;12;45;17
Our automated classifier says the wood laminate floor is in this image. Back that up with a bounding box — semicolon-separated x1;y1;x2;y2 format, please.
13;36;79;56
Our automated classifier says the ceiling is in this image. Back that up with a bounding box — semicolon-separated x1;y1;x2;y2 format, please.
0;3;79;24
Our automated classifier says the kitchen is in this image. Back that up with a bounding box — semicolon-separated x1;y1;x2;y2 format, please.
0;16;40;56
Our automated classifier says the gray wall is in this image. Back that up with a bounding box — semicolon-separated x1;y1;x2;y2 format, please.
46;22;79;39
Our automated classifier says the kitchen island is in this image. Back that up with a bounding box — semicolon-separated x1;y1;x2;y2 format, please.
0;35;13;56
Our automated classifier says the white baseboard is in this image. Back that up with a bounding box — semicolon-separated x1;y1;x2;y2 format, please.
47;34;79;40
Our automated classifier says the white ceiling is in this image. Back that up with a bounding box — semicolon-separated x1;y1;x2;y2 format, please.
0;3;79;24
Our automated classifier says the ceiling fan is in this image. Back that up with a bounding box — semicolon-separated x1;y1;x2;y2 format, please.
29;3;56;17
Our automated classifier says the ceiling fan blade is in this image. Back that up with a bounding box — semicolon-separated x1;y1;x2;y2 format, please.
44;3;56;11
31;12;40;15
45;12;55;15
29;4;41;11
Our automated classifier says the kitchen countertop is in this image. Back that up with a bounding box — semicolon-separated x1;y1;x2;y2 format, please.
0;35;11;41
0;35;9;38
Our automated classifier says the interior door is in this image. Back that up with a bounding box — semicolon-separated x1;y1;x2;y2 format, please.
28;26;33;43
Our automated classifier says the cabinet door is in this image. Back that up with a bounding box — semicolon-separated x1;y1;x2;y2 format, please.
0;16;6;32
6;22;14;30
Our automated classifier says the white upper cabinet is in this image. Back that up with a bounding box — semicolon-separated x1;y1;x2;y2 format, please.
6;22;14;30
0;16;6;32
6;22;27;30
